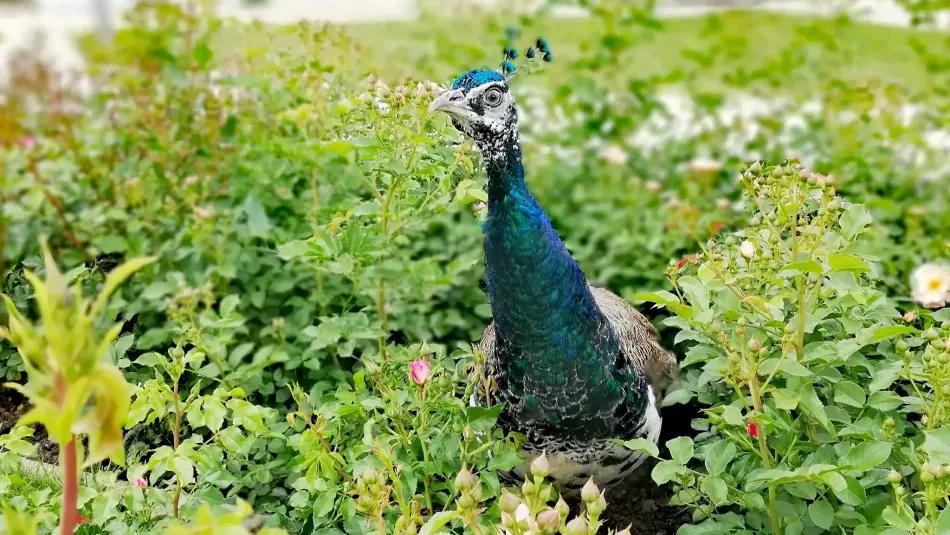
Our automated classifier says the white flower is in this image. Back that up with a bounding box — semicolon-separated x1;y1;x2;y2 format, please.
687;156;722;176
645;180;661;192
740;240;756;259
602;145;628;166
911;263;950;309
375;100;391;115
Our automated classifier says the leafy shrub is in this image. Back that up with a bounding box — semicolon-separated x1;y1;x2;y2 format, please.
635;161;950;534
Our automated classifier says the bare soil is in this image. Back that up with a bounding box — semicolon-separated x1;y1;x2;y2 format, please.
0;387;58;464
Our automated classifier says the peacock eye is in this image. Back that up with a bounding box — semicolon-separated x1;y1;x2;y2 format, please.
484;87;503;107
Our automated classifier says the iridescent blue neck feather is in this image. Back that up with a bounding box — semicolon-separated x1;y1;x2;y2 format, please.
479;124;627;437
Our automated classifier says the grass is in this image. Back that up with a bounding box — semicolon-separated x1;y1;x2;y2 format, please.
336;9;948;97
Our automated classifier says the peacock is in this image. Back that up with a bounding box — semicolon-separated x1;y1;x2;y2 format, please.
428;40;679;495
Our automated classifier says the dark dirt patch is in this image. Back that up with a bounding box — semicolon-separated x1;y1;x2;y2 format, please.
0;387;59;464
599;399;703;533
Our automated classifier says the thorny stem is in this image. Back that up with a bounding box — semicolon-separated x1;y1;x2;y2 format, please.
749;374;782;535
172;374;182;518
54;373;78;535
791;203;806;362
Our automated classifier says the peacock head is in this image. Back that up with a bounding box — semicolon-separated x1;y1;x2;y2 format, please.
429;69;518;149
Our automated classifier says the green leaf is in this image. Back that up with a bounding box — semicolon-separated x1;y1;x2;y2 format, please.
923;426;950;465
872;325;917;342
193;41;214;67
834;381;867;408
834;475;867;506
651;460;684;485
808;500;835;530
839;204;872;239
622;438;659;458
465;405;503;432
829;254;871;273
843;441;892;472
244;196;272;238
780;261;824;275
772;389;800;410
677;276;709;310
313;491;335;518
278;240;309;260
704;441;736;476
722;406;744;426
420;511;460;535
936;508;950;535
667;436;694;465
701;476;728;505
799;384;835;434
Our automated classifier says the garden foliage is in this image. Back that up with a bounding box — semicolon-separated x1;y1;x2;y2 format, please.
0;0;949;533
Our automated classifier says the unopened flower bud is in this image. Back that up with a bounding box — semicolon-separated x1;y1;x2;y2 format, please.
455;468;475;491
536;509;560;533
562;517;589;535
531;453;551;478
889;470;901;483
740;240;756;259
555;497;570;520
588;492;607;516
748;338;762;351
499;490;521;514
581;478;600;503
904;311;918;323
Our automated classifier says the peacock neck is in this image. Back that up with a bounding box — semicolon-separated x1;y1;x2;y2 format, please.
481;137;619;375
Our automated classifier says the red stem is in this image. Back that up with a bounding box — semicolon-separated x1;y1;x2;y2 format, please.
55;373;78;535
61;436;79;535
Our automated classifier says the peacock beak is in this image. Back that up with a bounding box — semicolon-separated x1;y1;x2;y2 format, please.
428;88;467;115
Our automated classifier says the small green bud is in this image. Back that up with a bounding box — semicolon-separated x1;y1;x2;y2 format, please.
896;339;908;352
888;470;901;483
522;479;536;496
457;493;475;509
581;478;600;503
784;323;795;334
562;517;589;535
749;161;762;173
885;417;896;428
588;493;607;516
747;338;762;351
922;470;935;483
531;453;551;479
555;497;570;520
926;329;940;341
454;468;475;492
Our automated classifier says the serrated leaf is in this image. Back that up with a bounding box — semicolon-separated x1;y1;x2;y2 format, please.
704;441;736;476
622;438;659;458
808;500;835;529
701;476;728;505
829;254;871;273
872;325;917;342
667;436;694;465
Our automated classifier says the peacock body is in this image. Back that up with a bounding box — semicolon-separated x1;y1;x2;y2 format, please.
430;66;677;495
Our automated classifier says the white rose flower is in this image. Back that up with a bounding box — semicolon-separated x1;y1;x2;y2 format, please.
911;263;950;309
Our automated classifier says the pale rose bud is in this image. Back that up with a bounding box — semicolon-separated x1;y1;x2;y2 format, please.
536;509;560;533
645;180;661;192
184;175;199;186
515;503;531;524
376;100;391;115
716;198;730;209
616;527;632;535
499;490;521;514
562;517;588;535
748;338;762;351
888;470;901;483
195;206;216;220
18;136;36;149
740;240;756;259
409;358;430;385
455;468;475;491
135;476;147;488
580;478;600;503
530;452;550;478
904;311;918;323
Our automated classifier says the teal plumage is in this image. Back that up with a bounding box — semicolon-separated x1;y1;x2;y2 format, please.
430;64;677;494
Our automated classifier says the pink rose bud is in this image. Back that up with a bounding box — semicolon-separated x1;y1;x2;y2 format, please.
410;358;430;385
18;137;36;149
135;477;147;488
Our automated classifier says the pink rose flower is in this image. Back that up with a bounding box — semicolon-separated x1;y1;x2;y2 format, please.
410;358;430;385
